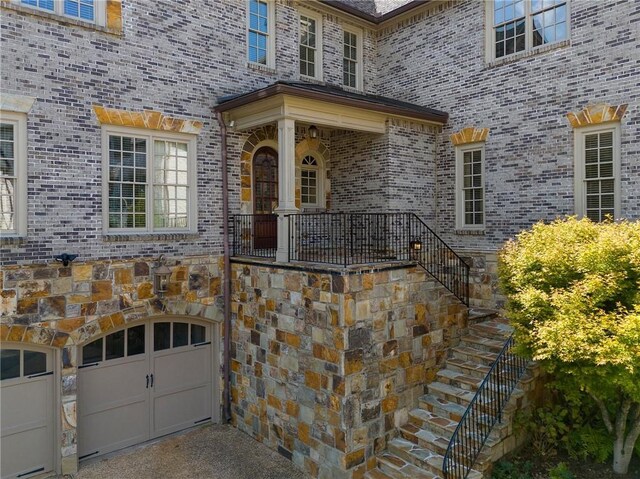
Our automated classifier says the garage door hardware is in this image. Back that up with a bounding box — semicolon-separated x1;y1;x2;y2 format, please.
78;362;99;369
27;370;53;379
146;374;155;388
79;451;100;461
194;417;211;425
17;466;45;477
193;341;211;347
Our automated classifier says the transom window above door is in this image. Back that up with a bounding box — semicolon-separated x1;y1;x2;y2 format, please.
489;0;568;60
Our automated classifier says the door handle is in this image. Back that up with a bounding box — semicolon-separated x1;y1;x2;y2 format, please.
146;374;149;388
150;373;154;387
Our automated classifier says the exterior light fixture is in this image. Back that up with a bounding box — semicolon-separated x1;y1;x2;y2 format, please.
308;125;318;139
154;255;171;296
54;253;78;267
410;240;423;251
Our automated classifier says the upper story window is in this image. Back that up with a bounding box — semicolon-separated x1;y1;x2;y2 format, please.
0;111;27;237
490;0;568;60
103;127;197;234
455;145;485;230
342;27;363;90
247;0;275;68
574;125;620;222
299;11;322;81
19;0;106;25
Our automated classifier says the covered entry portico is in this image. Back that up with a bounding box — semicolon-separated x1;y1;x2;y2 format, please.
215;81;448;263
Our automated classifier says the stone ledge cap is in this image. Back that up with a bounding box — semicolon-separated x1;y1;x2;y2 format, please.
0;93;36;114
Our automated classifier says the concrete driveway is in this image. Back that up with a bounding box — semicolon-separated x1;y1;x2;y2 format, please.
76;424;310;479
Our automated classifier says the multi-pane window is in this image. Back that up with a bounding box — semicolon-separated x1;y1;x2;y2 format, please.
105;129;195;233
492;0;568;59
583;131;615;222
299;14;319;79
343;30;359;88
301;155;319;206
456;146;485;229
248;0;270;65
0;112;26;237
20;0;100;23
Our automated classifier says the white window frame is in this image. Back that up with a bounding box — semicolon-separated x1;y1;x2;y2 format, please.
573;123;621;221
246;0;276;69
342;25;363;91
455;143;486;231
15;0;107;26
0;111;28;237
101;125;198;235
298;8;323;82
485;0;570;62
299;153;325;209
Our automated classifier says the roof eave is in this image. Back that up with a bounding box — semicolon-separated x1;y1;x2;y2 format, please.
317;0;431;25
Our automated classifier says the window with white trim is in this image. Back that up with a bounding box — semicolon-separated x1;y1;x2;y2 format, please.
455;145;485;229
299;11;322;81
574;125;620;222
103;127;197;233
489;0;568;60
0;111;27;237
19;0;106;25
247;0;274;67
301;155;320;207
342;27;362;90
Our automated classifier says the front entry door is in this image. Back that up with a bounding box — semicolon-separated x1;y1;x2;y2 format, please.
253;147;278;250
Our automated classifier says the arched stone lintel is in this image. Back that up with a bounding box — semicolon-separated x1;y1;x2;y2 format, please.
567;103;628;128
92;105;203;134
0;300;223;349
450;127;490;146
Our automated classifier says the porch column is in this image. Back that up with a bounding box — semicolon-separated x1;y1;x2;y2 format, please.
274;117;298;262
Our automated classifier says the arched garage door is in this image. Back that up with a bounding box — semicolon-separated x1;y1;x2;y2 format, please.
78;318;215;460
1;345;55;479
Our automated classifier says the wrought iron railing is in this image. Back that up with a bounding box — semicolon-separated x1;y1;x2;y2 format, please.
442;334;528;479
287;212;413;266
230;212;470;305
229;214;277;259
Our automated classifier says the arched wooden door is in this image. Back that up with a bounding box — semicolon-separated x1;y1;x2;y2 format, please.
253;147;278;250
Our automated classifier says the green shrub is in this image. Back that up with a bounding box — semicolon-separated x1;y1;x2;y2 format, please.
499;217;640;474
548;462;575;479
491;460;533;479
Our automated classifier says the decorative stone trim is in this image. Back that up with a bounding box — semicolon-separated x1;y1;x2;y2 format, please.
566;103;628;128
450;126;490;146
0;92;36;114
92;105;203;134
105;0;123;33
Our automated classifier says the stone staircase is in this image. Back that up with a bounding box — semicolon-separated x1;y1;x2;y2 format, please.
365;316;522;479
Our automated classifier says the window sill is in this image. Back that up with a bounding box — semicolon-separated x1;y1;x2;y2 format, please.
0;235;27;246
1;2;122;36
246;62;277;75
299;75;325;85
455;229;485;236
103;232;200;242
487;39;570;68
341;85;364;94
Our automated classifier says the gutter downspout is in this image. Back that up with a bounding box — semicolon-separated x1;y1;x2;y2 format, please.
216;110;232;423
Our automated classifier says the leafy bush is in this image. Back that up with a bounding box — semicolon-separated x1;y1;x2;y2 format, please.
499;217;640;474
491;459;533;479
548;462;575;479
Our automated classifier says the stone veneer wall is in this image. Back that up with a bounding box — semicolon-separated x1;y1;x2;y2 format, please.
230;261;468;479
0;255;223;474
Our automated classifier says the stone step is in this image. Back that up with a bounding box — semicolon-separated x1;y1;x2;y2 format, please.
419;393;468;422
364;467;396;479
387;437;483;479
445;357;491;379
468;320;513;340
377;452;442;479
460;334;507;354
436;368;483;392
427;381;478;406
468;308;500;322
450;345;499;367
407;408;458;438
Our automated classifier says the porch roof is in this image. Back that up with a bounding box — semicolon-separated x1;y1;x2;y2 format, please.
215;81;448;132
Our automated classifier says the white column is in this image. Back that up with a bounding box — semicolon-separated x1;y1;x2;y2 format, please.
274;117;298;262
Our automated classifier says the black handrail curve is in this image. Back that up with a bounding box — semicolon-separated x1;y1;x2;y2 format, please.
442;334;528;479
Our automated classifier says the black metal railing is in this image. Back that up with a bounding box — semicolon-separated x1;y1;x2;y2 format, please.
442;334;528;479
287;212;413;266
230;214;277;259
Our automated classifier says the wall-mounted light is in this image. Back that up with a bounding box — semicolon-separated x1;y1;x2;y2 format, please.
228;120;236;128
154;255;171;296
409;240;423;251
308;125;318;139
54;253;78;267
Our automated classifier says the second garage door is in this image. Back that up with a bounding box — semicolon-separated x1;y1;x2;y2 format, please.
78;319;214;460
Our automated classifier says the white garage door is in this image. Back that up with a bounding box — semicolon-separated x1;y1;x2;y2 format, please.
1;345;55;479
78;319;213;460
